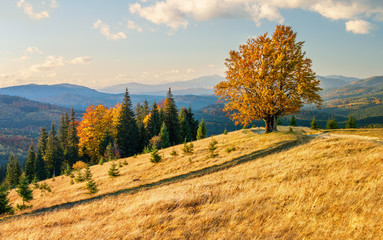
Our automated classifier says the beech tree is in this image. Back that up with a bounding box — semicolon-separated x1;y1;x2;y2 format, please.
215;25;322;133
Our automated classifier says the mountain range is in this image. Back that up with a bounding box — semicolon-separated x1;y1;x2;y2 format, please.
97;75;224;95
0;74;375;112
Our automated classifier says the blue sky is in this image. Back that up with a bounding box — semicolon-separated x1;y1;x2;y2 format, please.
0;0;382;88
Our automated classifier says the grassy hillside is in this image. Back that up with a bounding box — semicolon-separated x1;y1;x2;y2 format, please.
1;127;383;239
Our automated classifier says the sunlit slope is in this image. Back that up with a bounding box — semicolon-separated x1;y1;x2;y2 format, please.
1;128;383;239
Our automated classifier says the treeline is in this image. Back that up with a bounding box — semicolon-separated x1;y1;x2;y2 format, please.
0;88;205;188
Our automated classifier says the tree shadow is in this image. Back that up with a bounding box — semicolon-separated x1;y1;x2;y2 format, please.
1;135;312;222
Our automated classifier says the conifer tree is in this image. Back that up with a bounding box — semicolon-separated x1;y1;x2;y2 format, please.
108;161;120;177
179;108;192;142
83;165;93;181
0;165;6;184
66;108;80;167
38;127;48;156
0;184;13;215
58;113;70;150
277;117;282;125
290;115;297;126
163;88;181;145
137;122;148;153
208;138;218;158
16;173;33;206
326;116;338;129
159;122;170;149
310;116;319;130
150;146;161;163
64;163;72;176
99;130;113;157
104;143;115;161
158;107;165;126
45;123;62;176
34;149;47;181
186;106;199;140
196;119;207;140
147;102;161;139
223;128;228;135
75;169;84;183
346;115;357;128
85;177;98;194
24;144;36;183
5;154;21;189
116;89;139;157
136;102;149;152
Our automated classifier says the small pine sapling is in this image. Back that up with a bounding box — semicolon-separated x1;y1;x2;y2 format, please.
108;161;120;177
85;178;98;194
170;149;178;156
310;116;319;130
118;161;123;168
181;141;194;155
32;176;39;189
150;147;162;163
223;128;228;135
99;157;105;165
225;146;236;153
326;116;338;129
75;169;85;183
290;115;297;126
83;165;92;181
208;138;218;158
64;164;72;176
16;173;33;208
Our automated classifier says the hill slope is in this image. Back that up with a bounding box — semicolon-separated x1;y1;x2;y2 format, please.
0;94;70;165
1;127;383;239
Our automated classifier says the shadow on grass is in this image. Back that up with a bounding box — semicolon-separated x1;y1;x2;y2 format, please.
1;135;312;222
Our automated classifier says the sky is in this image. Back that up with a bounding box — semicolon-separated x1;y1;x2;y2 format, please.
0;0;382;89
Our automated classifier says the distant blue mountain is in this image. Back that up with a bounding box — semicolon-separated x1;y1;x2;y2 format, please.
98;75;225;95
0;82;218;111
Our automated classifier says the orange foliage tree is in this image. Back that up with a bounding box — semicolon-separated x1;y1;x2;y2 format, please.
77;104;121;161
215;25;322;133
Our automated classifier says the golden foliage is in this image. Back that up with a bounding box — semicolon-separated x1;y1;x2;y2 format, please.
215;25;322;132
77;104;121;161
72;161;87;170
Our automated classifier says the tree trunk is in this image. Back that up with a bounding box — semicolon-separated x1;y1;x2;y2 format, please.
264;115;278;133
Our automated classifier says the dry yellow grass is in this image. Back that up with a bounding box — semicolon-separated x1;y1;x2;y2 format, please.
1;128;383;239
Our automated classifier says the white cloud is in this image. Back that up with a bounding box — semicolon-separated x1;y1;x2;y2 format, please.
51;0;58;8
127;20;143;32
17;0;56;20
130;0;383;34
70;56;93;64
29;55;93;72
93;19;127;40
345;19;373;34
29;56;65;72
17;56;29;62
130;2;188;29
25;46;43;54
